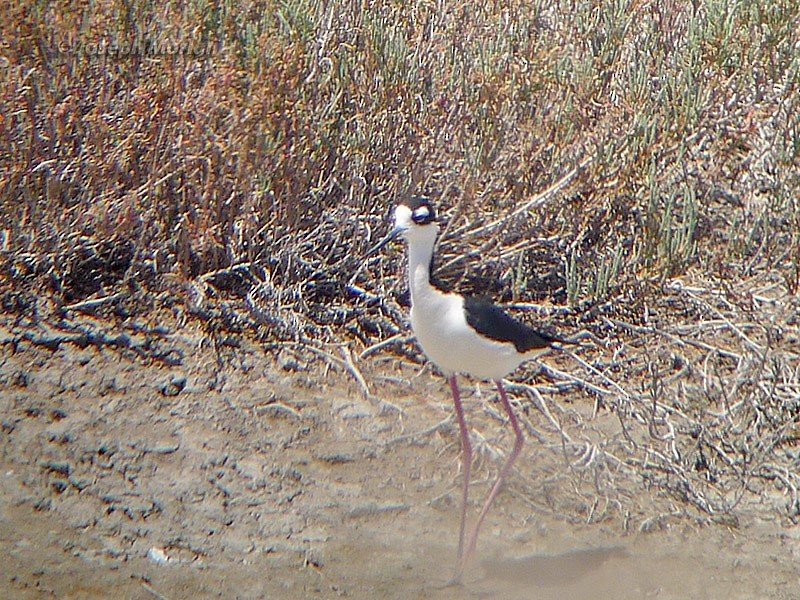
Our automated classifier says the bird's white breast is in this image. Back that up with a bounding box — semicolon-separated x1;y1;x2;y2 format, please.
409;288;539;381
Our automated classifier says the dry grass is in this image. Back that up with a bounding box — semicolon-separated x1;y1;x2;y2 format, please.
2;0;800;525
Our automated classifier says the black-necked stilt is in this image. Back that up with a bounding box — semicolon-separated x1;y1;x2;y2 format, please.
370;197;569;580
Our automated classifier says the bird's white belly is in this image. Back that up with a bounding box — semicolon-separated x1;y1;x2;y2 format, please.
410;294;533;380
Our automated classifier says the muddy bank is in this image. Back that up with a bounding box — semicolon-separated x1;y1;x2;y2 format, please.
1;319;797;598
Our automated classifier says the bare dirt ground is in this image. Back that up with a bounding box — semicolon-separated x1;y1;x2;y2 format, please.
1;315;799;600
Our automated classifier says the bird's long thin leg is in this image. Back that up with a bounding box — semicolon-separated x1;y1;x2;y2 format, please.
461;379;525;567
448;374;471;572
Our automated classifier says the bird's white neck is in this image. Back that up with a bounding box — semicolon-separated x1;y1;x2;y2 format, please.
406;225;440;306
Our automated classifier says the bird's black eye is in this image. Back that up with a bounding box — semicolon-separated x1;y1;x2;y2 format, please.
412;205;433;224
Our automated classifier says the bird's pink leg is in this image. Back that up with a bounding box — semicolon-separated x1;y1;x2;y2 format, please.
448;374;471;573
461;379;525;568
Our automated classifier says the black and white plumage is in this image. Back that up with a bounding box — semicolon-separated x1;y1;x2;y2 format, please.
370;196;568;580
463;295;562;353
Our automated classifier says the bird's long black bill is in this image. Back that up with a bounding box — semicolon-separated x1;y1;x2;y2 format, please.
365;226;403;257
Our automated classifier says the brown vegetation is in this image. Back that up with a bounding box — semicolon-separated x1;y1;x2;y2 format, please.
2;0;800;533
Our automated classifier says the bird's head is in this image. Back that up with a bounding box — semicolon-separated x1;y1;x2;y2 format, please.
368;196;438;255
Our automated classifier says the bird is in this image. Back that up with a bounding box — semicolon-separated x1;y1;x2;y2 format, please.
369;196;570;581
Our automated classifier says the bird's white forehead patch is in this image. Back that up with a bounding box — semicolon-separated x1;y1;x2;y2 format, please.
394;204;413;227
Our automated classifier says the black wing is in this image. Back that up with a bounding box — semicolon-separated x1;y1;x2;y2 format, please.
463;296;563;353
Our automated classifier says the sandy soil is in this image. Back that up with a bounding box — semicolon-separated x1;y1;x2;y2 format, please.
1;316;798;599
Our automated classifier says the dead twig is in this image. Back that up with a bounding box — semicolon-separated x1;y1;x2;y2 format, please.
62;292;125;313
141;582;171;600
339;345;370;398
